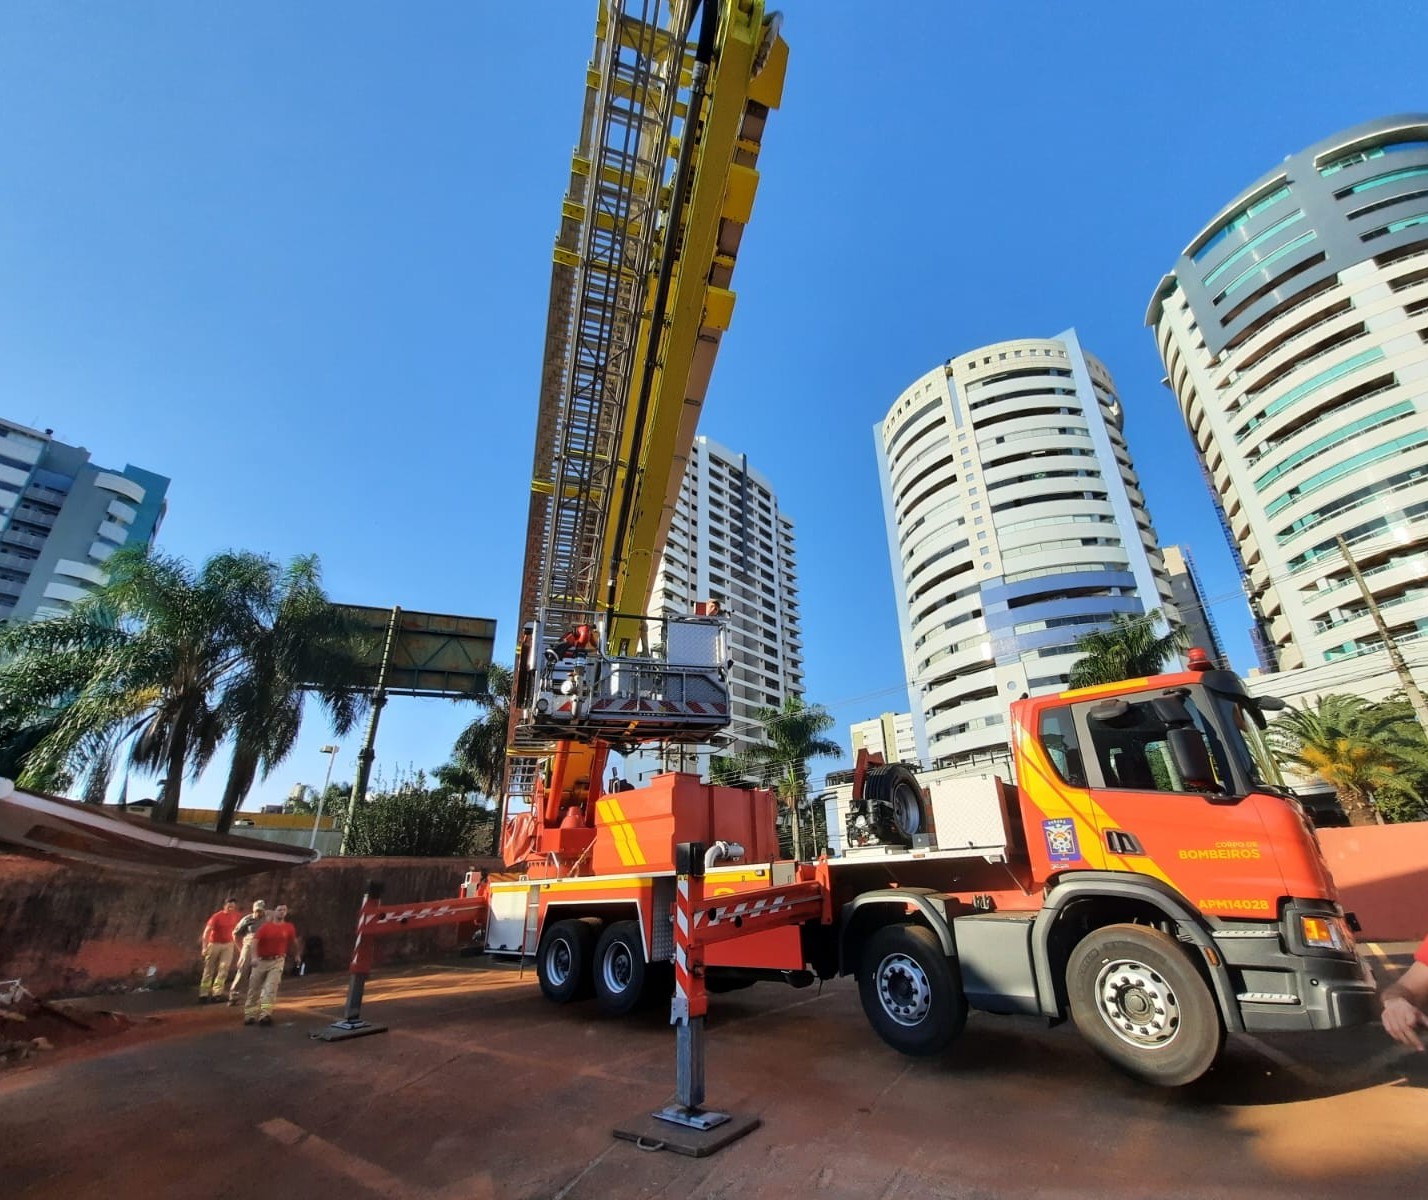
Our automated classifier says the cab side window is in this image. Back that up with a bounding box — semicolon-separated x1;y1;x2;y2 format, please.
1038;707;1088;787
1082;696;1229;794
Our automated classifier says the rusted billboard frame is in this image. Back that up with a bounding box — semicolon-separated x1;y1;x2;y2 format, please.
332;605;498;853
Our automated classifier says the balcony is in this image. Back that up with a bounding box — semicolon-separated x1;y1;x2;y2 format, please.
1;528;46;551
13;506;55;529
24;483;68;507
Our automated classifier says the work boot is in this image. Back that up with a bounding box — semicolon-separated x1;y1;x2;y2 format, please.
226;995;238;1007
243;1017;256;1026
257;1014;272;1027
197;995;208;1005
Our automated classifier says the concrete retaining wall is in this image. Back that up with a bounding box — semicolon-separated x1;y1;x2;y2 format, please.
0;854;499;999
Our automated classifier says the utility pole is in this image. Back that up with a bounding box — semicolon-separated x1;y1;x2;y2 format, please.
1335;536;1428;734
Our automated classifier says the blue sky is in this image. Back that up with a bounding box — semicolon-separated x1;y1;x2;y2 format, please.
3;2;1425;810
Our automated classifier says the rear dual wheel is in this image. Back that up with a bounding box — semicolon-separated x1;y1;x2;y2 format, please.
593;920;652;1016
537;917;663;1015
536;918;600;1003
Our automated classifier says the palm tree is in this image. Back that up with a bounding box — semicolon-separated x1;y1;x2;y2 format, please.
1067;609;1191;689
0;546;366;826
212;554;369;833
1267;693;1425;826
433;663;513;804
707;754;749;788
0;548;249;816
739;696;842;862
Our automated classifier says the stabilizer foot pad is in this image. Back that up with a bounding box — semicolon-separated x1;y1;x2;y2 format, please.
612;1111;760;1158
310;1020;389;1042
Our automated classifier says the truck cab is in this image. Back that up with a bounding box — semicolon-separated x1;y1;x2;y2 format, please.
824;654;1377;1086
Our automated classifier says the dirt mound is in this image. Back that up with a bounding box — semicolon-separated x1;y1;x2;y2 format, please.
1;993;133;1066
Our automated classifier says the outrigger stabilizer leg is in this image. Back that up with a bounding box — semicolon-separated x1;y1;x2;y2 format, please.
613;842;761;1157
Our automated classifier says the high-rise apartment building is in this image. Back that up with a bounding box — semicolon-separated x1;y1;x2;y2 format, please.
1162;545;1227;666
1147;114;1428;670
0;418;169;623
877;331;1176;772
849;712;920;768
632;436;803;780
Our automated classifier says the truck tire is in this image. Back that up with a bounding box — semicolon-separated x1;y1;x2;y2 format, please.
857;922;966;1057
1066;923;1224;1087
863;764;926;847
593;920;648;1016
537;918;597;1004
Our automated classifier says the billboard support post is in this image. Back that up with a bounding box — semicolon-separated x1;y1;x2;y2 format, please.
341;606;401;855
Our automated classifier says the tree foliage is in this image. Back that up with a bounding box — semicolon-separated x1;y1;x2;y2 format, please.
211;554;368;832
1267;692;1428;825
1067;609;1191;689
432;663;512;805
0;546;368;824
343;770;496;857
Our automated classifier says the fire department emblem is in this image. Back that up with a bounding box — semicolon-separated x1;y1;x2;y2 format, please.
1042;817;1081;863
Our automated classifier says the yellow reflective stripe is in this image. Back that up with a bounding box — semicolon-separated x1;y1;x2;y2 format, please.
595;798;647;867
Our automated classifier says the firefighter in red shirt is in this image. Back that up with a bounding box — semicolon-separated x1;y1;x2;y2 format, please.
1382;933;1428;1051
198;897;240;1003
243;903;300;1027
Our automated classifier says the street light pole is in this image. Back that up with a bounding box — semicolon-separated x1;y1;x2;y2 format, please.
311;745;340;850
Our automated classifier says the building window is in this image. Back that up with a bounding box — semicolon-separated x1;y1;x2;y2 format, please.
1202;209;1307;288
1319;139;1428;177
1213;232;1319;303
1191;184;1293;261
1038;707;1086;787
1238;347;1387;440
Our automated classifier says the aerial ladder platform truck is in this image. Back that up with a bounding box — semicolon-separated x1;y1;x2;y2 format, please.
336;0;1377;1088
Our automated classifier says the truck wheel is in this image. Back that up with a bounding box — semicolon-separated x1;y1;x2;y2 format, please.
536;918;596;1004
858;923;966;1057
1067;924;1224;1087
864;764;926;847
593;920;648;1016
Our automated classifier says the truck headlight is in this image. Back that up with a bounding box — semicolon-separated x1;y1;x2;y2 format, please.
1299;914;1352;952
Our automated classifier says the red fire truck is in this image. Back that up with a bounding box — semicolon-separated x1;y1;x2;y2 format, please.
467;649;1376;1087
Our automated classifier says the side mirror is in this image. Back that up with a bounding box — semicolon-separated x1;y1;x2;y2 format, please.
1168;728;1218;792
1256;695;1287;712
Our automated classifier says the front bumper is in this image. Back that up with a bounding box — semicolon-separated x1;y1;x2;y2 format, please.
1212;923;1378;1033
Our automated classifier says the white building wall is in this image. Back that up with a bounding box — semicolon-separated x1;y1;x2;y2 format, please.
633;436;803;781
877;333;1176;773
1148;115;1428;672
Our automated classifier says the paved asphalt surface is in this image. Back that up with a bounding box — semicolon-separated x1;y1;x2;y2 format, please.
2;960;1425;1199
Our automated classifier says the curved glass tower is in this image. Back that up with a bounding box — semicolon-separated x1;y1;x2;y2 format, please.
1147;114;1428;670
876;330;1176;772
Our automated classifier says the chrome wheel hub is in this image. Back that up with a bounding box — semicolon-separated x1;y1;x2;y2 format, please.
546;938;572;986
877;952;932;1026
1095;957;1180;1048
602;944;633;993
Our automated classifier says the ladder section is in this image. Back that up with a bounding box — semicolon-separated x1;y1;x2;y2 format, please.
519;0;689;642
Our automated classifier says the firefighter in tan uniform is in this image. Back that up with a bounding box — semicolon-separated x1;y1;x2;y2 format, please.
227;900;267;1006
197;898;240;1003
243;904;299;1027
